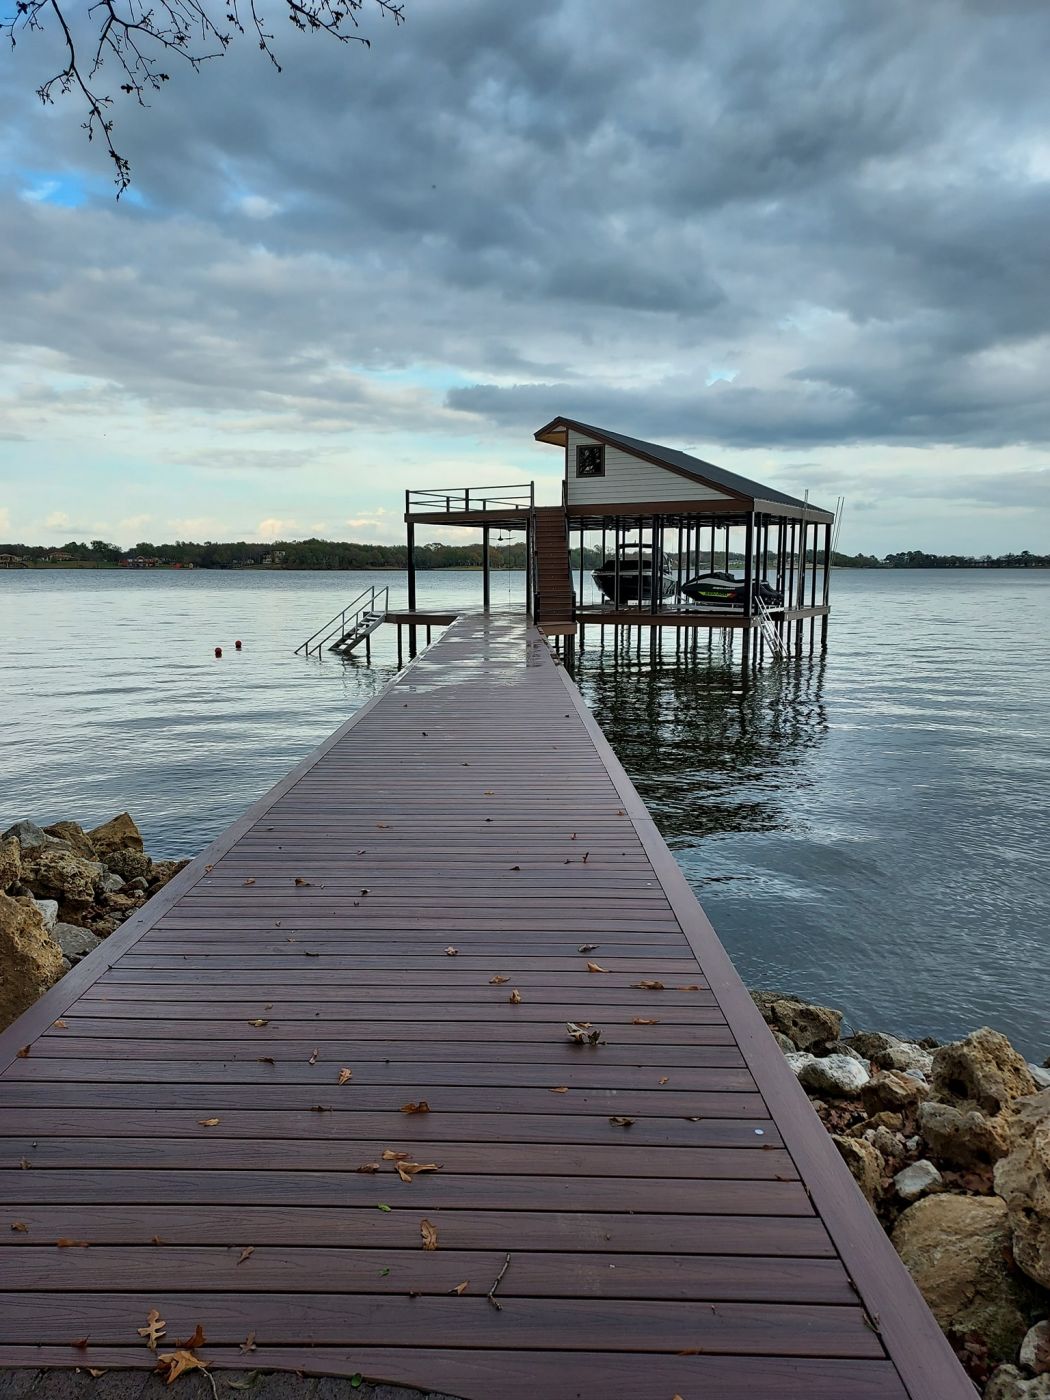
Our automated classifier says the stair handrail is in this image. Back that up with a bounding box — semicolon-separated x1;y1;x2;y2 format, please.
754;595;785;656
296;584;387;656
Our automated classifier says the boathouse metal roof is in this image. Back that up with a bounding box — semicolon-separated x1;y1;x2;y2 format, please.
534;416;835;522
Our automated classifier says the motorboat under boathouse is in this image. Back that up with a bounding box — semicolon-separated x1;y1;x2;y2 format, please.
399;417;836;665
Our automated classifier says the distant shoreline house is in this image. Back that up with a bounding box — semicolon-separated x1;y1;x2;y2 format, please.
0;553;27;568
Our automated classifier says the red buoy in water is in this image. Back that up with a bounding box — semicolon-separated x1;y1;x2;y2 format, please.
214;646;222;658
235;640;242;650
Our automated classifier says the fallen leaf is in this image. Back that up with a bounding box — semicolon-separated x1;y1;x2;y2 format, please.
236;1246;254;1265
377;1202;392;1212
57;1238;89;1247
137;1308;166;1349
242;878;256;886
52;1020;68;1029
578;943;600;953
303;950;320;958
396;1161;442;1182
310;1104;333;1113
355;1163;381;1174
483;790;495;795
445;946;458;957
198;1118;220;1128
509;864;521;871
379;1267;390;1276
376;823;391;829
549;1086;569;1094
401;1100;430;1114
631;980;665;990
179;1324;206;1350
257;1056;275;1065
566;1021;602;1045
420;1218;438;1250
489;975;509;985
239;1332;257;1355
151;1236;164;1245
382;1149;411;1161
609;1116;636;1127
87;1369;106;1378
450;1281;469;1295
293;877;311;886
632;1017;661;1025
155;1350;207;1384
586;961;609;974
659;1077;670;1085
338;1068;353;1085
15;1046;30;1059
72;1338;89;1350
508;989;522;1004
10;1221;28;1233
677;985;700;992
308;1049;319;1066
247;1018;269;1028
18;1158;31;1170
582;852;590;863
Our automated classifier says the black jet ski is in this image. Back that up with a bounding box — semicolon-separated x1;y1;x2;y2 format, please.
592;544;675;604
679;572;783;609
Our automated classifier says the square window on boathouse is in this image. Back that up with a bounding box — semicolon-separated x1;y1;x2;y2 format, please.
575;443;605;478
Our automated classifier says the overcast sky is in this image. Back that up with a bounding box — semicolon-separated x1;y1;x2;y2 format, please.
2;0;1050;554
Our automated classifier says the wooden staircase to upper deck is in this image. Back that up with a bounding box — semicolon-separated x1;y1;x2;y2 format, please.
532;505;576;633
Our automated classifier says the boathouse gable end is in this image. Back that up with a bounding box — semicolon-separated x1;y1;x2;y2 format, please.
563;428;735;508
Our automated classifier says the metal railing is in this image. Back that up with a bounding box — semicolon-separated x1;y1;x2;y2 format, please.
296;585;389;656
406;483;534;514
754;595;786;656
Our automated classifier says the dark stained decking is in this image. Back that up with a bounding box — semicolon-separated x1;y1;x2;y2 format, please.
0;615;972;1400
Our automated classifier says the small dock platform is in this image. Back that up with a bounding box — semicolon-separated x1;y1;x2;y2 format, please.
0;615;970;1399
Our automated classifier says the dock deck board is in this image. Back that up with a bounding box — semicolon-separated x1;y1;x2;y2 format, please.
0;614;971;1399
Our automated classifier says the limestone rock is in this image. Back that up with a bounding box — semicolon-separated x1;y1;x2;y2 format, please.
101;871;125;893
848;1030;934;1074
1030;1065;1050;1092
151;858;189;886
30;898;58;933
894;1159;943;1202
986;1366;1050;1399
125;875;149;893
0;891;64;1030
798;1053;870;1097
918;1100;1011;1169
866;1125;907;1160
862;1068;929;1114
824;1040;866;1062
52;922;102;965
772;1030;796;1053
932;1027;1037;1115
770;998;843;1051
994;1089;1050;1290
20;846;104;914
892;1194;1041;1362
1;820;52;851
43;821;97;858
784;1051;816;1079
847;1110;905;1138
105;846;152;882
833;1134;883;1204
1020;1320;1050;1375
87;811;144;857
0;837;22;892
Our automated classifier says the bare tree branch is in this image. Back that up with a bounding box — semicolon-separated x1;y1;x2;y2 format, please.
3;0;405;194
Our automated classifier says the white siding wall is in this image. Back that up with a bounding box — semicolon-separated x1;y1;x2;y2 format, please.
564;431;732;507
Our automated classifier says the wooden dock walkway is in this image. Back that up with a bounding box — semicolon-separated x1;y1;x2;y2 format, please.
0;614;971;1399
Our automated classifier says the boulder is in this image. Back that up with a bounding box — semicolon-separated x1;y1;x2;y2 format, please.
1;820;52;851
772;1030;797;1053
87;812;144;857
849;1030;934;1075
0;892;64;1030
125;875;149;894
994;1089;1050;1290
30;898;58;933
847;1110;905;1138
0;837;22;892
105;846;152;882
1020;1320;1050;1376
101;871;125;894
892;1194;1041;1362
918;1100;1011;1169
894;1159;943;1202
867;1125;908;1161
20;845;104;915
785;1051;817;1079
770;998;843;1051
43;821;97;858
862;1068;929;1114
932;1027;1037;1116
151;858;189;887
52;922;102;965
1030;1066;1050;1092
985;1367;1050;1399
832;1134;883;1204
798;1053;870;1097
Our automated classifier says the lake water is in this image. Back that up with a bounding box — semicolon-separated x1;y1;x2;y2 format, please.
2;566;1048;1057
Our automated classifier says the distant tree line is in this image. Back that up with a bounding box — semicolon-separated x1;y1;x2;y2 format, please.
3;538;1047;571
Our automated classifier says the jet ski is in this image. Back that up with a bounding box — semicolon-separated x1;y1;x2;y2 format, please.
679;571;783;609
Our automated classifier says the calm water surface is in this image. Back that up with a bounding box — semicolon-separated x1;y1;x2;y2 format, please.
2;567;1048;1056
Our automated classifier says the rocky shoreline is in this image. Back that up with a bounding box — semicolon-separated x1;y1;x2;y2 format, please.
0;814;187;1028
752;989;1050;1394
1;819;1048;1394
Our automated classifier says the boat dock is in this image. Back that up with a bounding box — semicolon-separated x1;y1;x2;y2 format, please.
0;613;971;1399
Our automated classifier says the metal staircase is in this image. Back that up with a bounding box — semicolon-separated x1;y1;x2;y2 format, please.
754;595;786;656
296;585;389;656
